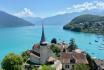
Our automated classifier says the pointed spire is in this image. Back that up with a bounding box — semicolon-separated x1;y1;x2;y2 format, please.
40;22;47;46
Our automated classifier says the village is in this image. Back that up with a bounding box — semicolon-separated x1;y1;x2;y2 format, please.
22;24;104;70
1;0;104;70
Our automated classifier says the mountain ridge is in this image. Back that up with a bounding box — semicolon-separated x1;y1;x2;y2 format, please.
23;10;104;25
0;10;34;28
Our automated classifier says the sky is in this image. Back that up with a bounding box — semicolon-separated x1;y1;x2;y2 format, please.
0;0;104;18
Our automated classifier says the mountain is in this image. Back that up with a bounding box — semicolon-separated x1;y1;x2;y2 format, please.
0;11;34;28
23;17;42;25
23;12;81;25
63;14;104;35
43;13;82;25
43;10;104;25
22;10;104;26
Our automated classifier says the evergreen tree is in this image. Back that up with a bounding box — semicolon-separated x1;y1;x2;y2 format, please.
68;38;78;52
51;38;57;44
86;53;98;70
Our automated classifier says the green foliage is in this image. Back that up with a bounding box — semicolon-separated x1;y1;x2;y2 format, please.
41;65;55;70
0;68;3;70
31;66;37;70
68;39;78;51
72;64;90;70
86;53;98;70
50;44;60;57
63;14;104;35
70;14;102;24
1;53;23;70
63;23;82;32
21;50;30;63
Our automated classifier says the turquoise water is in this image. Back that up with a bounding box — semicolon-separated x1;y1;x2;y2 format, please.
0;25;104;63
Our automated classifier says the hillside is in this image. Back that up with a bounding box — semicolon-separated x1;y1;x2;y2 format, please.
0;11;34;28
22;10;104;25
23;17;42;25
63;14;104;34
23;12;81;25
43;13;79;25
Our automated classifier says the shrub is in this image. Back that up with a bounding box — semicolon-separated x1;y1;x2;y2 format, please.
21;50;30;63
1;53;23;70
41;65;55;70
72;64;90;70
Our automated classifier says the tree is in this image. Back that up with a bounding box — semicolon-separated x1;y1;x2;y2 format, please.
21;50;30;63
51;38;57;44
86;53;98;70
68;38;78;52
41;65;55;70
72;64;90;70
1;53;23;70
50;44;60;57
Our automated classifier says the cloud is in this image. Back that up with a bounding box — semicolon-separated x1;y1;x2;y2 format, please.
53;11;67;15
55;1;104;15
68;1;104;12
13;8;35;17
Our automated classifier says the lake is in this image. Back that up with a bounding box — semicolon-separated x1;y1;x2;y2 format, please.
0;25;104;63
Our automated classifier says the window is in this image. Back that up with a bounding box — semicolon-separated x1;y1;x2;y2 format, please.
70;58;75;64
63;49;66;52
65;65;69;68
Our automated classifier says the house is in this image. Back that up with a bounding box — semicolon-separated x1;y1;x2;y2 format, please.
59;50;88;70
94;59;104;70
47;57;62;70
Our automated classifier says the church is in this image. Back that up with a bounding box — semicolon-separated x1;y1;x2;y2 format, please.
28;23;89;70
29;23;55;64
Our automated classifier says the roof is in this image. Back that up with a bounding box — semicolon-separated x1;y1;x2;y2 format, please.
30;50;40;57
40;23;47;46
94;59;104;69
60;52;72;64
33;44;40;49
60;52;88;64
30;52;40;58
74;53;88;64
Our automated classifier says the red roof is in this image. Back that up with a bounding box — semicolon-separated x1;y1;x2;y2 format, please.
33;44;40;49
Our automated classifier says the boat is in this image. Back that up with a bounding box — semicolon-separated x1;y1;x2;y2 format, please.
98;46;104;48
101;43;104;45
95;40;98;42
89;42;92;45
98;48;104;50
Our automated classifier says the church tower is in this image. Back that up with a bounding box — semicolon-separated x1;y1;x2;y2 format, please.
40;23;47;46
40;23;49;64
30;22;54;64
